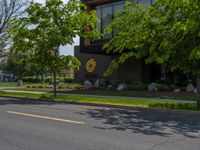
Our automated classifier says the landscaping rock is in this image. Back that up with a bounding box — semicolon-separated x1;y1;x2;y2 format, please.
173;89;181;93
148;82;158;92
186;83;195;92
117;84;126;91
94;79;100;88
46;85;53;88
193;88;198;94
107;85;114;90
84;80;93;90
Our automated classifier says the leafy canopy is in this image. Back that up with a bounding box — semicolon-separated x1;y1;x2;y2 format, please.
104;0;200;76
10;0;99;73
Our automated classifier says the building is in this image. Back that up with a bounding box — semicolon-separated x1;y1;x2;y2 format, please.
0;70;16;82
75;0;160;83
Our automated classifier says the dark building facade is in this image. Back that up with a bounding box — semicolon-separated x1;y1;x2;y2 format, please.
75;0;160;83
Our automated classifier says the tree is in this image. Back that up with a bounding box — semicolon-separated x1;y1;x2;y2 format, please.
104;0;200;108
4;50;50;82
3;50;30;79
55;55;80;72
0;0;29;55
10;0;99;96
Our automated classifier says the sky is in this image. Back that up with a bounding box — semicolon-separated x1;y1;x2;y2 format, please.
33;0;79;56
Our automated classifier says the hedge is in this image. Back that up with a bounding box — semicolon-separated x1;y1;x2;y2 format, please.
22;76;74;83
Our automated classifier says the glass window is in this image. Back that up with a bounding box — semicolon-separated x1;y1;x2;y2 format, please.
113;3;124;18
95;1;125;40
113;3;124;36
102;5;112;39
94;0;155;41
138;0;152;6
96;8;101;31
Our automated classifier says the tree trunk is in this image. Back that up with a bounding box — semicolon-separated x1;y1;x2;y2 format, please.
41;73;44;84
53;47;58;97
53;71;57;97
196;75;200;108
36;72;39;83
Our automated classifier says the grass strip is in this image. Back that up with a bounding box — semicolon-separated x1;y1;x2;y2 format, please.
0;82;18;86
0;91;198;111
6;87;196;101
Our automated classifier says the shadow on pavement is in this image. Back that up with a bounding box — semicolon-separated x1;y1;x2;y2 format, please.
79;108;200;138
0;97;53;106
1;97;200;138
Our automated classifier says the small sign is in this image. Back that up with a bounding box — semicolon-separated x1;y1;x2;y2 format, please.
86;58;96;73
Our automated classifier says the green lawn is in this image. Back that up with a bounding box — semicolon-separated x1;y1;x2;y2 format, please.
6;87;196;101
0;82;50;87
0;91;197;111
0;82;18;86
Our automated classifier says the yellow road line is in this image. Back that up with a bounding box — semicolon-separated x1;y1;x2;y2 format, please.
7;111;85;125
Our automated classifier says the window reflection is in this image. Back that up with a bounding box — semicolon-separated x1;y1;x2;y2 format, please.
113;3;124;18
102;6;112;39
138;0;152;6
95;0;153;40
96;8;101;31
96;2;124;40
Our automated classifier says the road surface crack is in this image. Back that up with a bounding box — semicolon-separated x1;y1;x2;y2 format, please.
149;136;186;150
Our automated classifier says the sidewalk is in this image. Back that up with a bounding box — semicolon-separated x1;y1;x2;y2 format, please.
2;89;196;104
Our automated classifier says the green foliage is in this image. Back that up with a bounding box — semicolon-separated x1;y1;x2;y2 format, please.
26;85;47;88
4;51;31;79
149;102;197;111
125;82;147;90
22;76;42;83
55;55;80;73
103;0;200;76
0;82;18;86
109;80;121;88
23;76;74;83
156;84;171;91
63;77;74;83
57;83;83;89
10;0;99;75
0;90;197;111
46;77;74;84
25;83;82;89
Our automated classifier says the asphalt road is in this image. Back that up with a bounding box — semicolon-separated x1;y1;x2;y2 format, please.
0;97;200;150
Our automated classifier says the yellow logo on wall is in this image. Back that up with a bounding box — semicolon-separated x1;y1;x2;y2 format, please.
86;58;96;73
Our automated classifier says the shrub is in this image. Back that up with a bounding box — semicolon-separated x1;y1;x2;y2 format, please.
46;77;74;84
38;85;44;88
23;76;41;83
107;85;115;90
58;83;83;89
125;82;147;90
99;79;108;89
156;84;171;91
110;80;120;88
45;77;53;83
63;78;74;83
46;77;58;84
58;83;65;89
65;83;83;89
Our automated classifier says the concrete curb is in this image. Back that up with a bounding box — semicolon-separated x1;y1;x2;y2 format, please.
0;95;199;116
